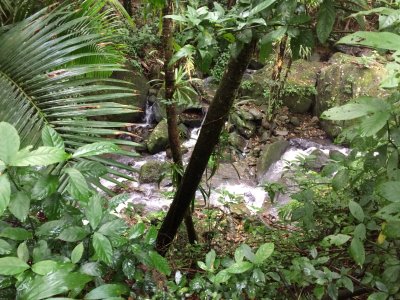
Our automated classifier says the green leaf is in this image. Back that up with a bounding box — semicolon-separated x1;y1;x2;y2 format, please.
169;45;196;66
42;126;65;150
0;122;20;164
227;261;253;274
349;201;364;222
0;239;12;255
316;0;335;43
92;232;113;264
58;226;89;242
149;250;171;276
322;234;351;247
72;142;119;158
368;292;389;300
31;175;59;200
252;268;266;283
205;249;216;270
85;195;103;230
128;222;146;239
17;242;29;262
254;243;274;265
11;147;69;167
0;174;11;217
71;243;84;264
378;181;400;202
354;224;366;241
360;111;390;137
9;191;30;222
37;220;66;237
98;219;127;237
338;31;400;51
350;238;365;266
214;270;231;284
248;0;276;17
240;244;256;263
376;203;400;222
321;103;374;120
332;169;349;191
32;260;59;275
342;276;354;293
84;284;129;299
64;168;90;202
0;227;32;240
0;257;30;275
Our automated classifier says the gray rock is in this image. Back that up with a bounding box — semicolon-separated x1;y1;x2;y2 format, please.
229;132;248;153
257;140;290;181
231;113;256;139
139;161;168;183
248;107;264;120
304;149;329;171
146;120;169;154
290;116;300;127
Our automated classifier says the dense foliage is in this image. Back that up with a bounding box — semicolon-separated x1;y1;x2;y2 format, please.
0;0;399;299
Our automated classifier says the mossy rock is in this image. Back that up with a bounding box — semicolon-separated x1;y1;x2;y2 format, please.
139;161;169;184
245;60;323;113
146;120;189;154
315;52;388;137
257;140;290;182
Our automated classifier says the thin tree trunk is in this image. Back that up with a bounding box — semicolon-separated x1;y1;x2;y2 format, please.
156;39;257;256
162;0;197;245
123;0;132;17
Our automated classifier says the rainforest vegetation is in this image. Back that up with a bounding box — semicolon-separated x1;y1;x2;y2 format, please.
0;0;399;299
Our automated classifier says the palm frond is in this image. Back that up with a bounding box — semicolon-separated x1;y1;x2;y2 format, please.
0;2;141;187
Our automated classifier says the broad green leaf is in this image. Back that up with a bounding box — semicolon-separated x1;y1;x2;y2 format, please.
0;239;12;255
360;111;390;137
80;262;103;277
71;243;84;264
17;242;29;262
378;181;400;202
248;0;276;17
214;270;231;284
11;147;69;167
92;232;113;264
84;284;129;299
98;219;127;237
0;227;32;240
354;224;366;241
33;240;51;263
332;169;349;191
85;195;103;230
9;191;30;222
227;261;253;274
254;243;274;265
342;276;354;293
376;203;400;222
42;126;65;150
19;270;92;300
240;244;255;263
350;238;365;266
32;260;59;275
316;0;335;43
0;122;20;164
58;226;89;242
0;174;11;217
72;142;119;158
128;222;146;239
349;201;364;222
205;249;216;270
338;31;400;51
321;103;374;120
64;168;90;202
149;250;171;276
368;292;389;300
169;45;196;66
31;175;59;200
322;234;351;247
0;160;5;173
37;220;67;237
0;257;30;275
252;268;266;283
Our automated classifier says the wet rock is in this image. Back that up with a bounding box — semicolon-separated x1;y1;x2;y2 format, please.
315;52;388;137
290;116;300;127
237;110;255;121
304;149;329;171
229;132;248;153
257;140;290;181
178;123;190;139
146;120;169;154
274;129;289;136
260;131;271;142
139;161;169;184
180;107;204;128
231;113;256;139
262;118;271;129
248;107;264;120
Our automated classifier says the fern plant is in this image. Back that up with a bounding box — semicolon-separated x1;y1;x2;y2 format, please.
0;0;140;190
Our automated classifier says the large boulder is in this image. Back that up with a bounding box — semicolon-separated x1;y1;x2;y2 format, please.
139;161;168;184
315;53;388;137
244;60;323;113
107;64;149;123
257;140;290;181
146;120;169;154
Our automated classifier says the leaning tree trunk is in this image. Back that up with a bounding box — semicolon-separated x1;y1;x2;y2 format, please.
156;39;257;256
162;0;197;244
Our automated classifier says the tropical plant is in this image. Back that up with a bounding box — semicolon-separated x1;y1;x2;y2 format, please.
0;0;141;189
